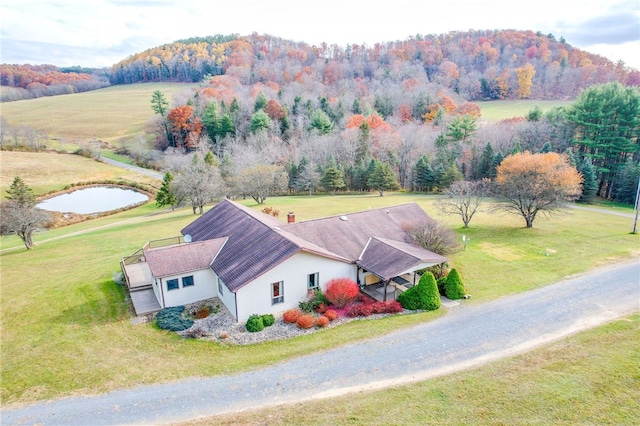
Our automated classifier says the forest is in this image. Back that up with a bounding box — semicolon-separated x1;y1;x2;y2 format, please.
2;30;639;206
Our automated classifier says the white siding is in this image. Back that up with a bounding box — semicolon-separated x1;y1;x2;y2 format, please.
235;253;354;323
152;278;164;308
161;268;217;307
215;275;237;320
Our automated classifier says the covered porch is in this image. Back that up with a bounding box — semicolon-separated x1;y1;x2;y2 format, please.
357;236;448;302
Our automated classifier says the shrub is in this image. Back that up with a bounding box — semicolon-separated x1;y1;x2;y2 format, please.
296;314;315;329
437;277;447;296
156;306;194;332
397;272;441;311
316;316;330;327
300;289;330;313
261;313;275;327
283;309;302;323
386;300;404;313
246;314;265;332
324;309;338;321
195;306;211;319
325;278;360;309
444;268;466;300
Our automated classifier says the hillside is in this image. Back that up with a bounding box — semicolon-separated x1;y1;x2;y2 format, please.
109;30;639;100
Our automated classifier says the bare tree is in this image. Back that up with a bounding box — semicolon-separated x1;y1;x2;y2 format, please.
235;164;288;204
405;217;460;256
435;180;489;228
173;155;226;214
295;162;322;195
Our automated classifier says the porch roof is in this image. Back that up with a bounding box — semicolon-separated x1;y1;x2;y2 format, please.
144;238;228;278
357;237;448;281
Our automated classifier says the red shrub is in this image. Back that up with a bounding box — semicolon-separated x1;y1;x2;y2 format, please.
386;301;404;313
324;309;338;321
316;303;328;314
296;314;315;329
325;278;360;309
283;309;302;324
316;316;330;327
370;302;387;314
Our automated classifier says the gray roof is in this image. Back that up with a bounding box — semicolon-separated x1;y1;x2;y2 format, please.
283;203;432;261
359;237;448;280
180;199;446;292
145;238;227;278
181;199;348;292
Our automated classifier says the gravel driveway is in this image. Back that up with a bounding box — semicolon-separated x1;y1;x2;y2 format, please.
2;259;639;425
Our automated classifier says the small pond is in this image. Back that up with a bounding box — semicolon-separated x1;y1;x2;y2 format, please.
37;186;149;214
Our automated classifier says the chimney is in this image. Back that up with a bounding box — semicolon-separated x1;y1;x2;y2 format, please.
287;212;295;223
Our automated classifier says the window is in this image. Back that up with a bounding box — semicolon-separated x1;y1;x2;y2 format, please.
217;277;224;296
167;278;179;291
271;281;284;305
182;275;194;287
308;272;319;290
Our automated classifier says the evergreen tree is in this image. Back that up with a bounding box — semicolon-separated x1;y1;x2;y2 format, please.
156;172;177;209
490;150;504;178
254;92;268;111
6;176;36;207
351;98;362;114
438;163;464;190
577;158;598;203
249;110;271;133
613;160;640;204
478;143;494;179
203;151;217;166
308;109;333;134
444;268;466;300
540;141;554;153
413;155;435;192
367;161;400;196
320;167;345;195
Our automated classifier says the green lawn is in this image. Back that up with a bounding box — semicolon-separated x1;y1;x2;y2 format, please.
478;99;571;121
1;193;637;406
198;314;640;426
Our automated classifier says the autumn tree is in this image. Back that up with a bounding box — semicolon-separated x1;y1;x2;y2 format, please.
167;105;202;150
0;177;51;249
516;63;535;99
493;152;583;227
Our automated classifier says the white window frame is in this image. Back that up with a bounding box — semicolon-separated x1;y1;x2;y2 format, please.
308;272;319;290
271;281;284;305
182;275;194;287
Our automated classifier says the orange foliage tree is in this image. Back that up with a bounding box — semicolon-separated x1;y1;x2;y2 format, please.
516;63;536;99
493;152;582;227
167;105;203;149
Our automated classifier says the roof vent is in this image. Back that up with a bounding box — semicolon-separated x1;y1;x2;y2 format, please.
273;226;281;231
339;216;348;221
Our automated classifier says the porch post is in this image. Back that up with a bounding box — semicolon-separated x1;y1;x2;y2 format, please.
383;279;389;302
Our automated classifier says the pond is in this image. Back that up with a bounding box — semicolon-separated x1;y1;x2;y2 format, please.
37;186;149;214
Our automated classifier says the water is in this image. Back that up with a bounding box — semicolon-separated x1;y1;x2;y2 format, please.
37;186;149;214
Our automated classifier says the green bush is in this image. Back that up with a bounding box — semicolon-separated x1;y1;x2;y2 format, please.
437;277;447;296
299;289;329;313
246;314;265;332
397;272;441;311
444;268;466;300
156;306;194;332
261;314;275;327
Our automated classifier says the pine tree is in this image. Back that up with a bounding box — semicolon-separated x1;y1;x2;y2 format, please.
367;161;400;196
320;167;345;195
254;92;268;111
478;143;494;179
578;158;598;203
156;172;177;209
6;176;36;207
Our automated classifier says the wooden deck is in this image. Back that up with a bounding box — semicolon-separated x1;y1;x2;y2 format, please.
122;262;154;290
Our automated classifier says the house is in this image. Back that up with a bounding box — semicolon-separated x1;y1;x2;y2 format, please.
121;199;448;322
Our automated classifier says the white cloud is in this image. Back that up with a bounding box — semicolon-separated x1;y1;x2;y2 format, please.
1;0;638;69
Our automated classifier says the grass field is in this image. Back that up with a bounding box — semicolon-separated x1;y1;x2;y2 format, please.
0;151;160;198
1;191;637;407
186;313;640;426
477;100;571;121
0;83;197;143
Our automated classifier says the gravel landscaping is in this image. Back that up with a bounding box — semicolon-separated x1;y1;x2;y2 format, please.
170;298;404;345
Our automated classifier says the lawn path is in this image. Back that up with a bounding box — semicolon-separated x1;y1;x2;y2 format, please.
2;259;638;425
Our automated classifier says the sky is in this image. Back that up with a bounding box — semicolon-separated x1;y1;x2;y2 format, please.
1;0;639;70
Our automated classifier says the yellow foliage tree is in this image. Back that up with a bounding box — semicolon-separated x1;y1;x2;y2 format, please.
516;63;536;99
